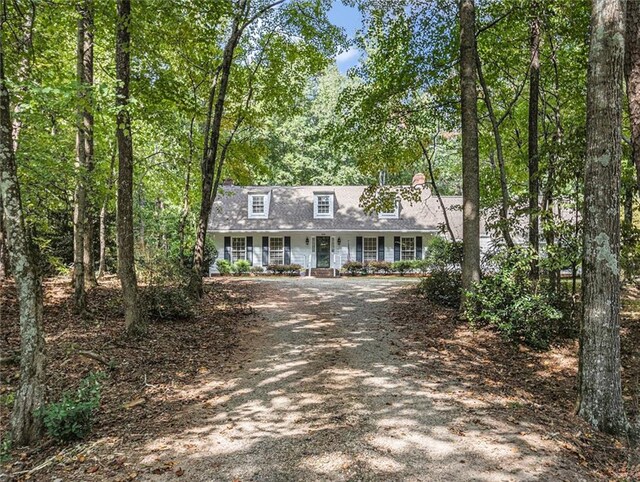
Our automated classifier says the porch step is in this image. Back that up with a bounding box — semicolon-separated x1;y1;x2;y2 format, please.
310;268;337;278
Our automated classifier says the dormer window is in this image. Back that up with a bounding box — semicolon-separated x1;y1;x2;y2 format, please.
378;201;399;219
248;194;268;219
314;194;334;219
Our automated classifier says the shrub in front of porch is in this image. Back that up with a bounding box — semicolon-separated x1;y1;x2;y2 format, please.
342;261;365;275
232;259;252;275
391;260;417;275
267;264;303;275
365;261;392;274
216;259;232;275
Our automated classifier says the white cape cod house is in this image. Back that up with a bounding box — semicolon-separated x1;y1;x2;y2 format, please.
207;184;482;276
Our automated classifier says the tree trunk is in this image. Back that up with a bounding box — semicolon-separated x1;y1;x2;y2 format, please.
116;0;143;335
460;0;481;301
528;6;541;279
178;117;195;265
98;147;116;279
476;53;514;248
0;31;45;447
73;2;89;313
0;203;8;280
626;0;640;189
417;137;456;243
578;0;629;436
190;4;245;298
81;1;96;288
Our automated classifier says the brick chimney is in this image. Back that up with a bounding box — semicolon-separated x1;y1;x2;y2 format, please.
411;173;426;188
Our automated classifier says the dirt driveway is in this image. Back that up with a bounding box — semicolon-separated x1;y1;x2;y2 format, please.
133;277;589;482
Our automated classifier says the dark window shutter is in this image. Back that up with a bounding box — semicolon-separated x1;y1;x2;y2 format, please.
378;236;385;261
262;236;269;266
246;236;253;265
224;236;231;261
284;236;291;264
415;236;423;260
356;236;363;262
394;236;400;261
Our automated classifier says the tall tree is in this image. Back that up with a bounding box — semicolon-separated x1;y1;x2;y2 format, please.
190;0;286;297
81;0;96;288
626;0;640;188
73;0;92;313
578;0;628;436
116;0;142;335
528;3;541;279
0;27;45;446
460;0;481;301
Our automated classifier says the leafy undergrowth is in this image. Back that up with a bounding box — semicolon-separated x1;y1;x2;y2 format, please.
0;276;260;480
390;283;640;481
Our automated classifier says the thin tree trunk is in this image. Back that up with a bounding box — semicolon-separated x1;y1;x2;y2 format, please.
0;201;8;280
82;0;96;288
460;0;481;302
476;53;515;248
73;3;88;313
178;117;195;264
0;30;45;447
97;146;116;279
116;0;143;335
11;2;35;153
417;137;456;243
190;3;246;298
626;0;640;189
528;6;541;279
578;0;628;436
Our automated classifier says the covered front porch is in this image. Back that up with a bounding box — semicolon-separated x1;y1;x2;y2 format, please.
209;231;435;275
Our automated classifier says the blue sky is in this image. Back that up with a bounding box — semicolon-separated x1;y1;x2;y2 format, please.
328;1;363;73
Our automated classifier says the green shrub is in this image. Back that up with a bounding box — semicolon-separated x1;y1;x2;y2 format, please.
391;260;415;275
142;285;194;321
232;259;251;275
342;261;365;275
425;237;463;269
365;260;392;274
464;247;565;349
418;269;462;308
216;259;232;275
267;264;303;275
42;372;105;442
250;266;265;275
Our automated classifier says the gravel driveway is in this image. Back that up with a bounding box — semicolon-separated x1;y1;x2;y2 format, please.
140;278;583;481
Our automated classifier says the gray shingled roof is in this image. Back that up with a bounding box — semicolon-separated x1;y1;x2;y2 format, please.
208;185;468;235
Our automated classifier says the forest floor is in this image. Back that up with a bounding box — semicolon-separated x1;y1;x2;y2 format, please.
0;277;638;481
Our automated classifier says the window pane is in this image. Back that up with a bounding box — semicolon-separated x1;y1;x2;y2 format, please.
316;195;330;214
232;237;246;261
364;237;377;262
251;196;265;214
401;237;415;260
269;237;284;265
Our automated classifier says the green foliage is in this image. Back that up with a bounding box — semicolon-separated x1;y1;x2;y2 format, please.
250;266;265;275
365;260;392;274
142;285;195;322
425;237;463;270
464;248;567;350
232;259;252;275
418;269;462;309
216;259;232;275
342;261;365;275
391;260;416;275
267;264;303;275
0;435;11;463
621;221;640;282
41;372;105;442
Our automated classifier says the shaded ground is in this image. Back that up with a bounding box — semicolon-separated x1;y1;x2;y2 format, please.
1;277;638;481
